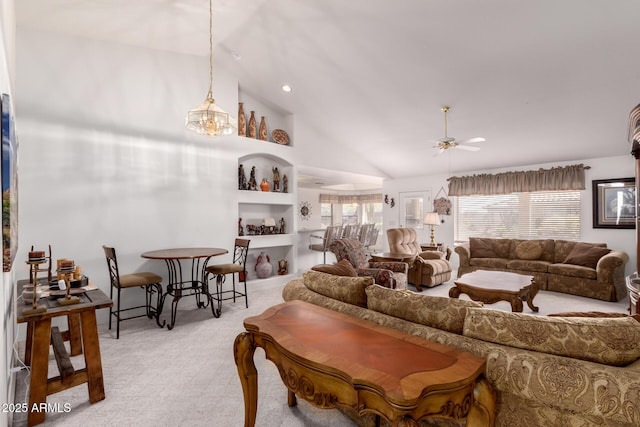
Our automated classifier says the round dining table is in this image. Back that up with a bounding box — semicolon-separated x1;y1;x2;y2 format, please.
141;247;228;329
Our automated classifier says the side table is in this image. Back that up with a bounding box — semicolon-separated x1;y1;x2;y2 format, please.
627;274;640;315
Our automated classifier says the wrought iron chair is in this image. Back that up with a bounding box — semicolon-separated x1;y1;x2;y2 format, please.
309;225;342;264
102;245;164;339
341;223;362;239
205;239;251;315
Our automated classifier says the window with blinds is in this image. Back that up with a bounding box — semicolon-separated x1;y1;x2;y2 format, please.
454;191;581;243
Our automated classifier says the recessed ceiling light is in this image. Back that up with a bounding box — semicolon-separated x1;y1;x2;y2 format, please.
281;84;292;92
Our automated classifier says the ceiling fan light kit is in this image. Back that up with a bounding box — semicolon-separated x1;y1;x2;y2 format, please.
432;106;485;155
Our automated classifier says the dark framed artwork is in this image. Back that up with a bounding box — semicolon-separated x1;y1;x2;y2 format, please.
592;177;635;229
1;93;18;272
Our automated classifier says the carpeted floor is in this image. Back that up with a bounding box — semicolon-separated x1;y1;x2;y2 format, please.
11;274;630;426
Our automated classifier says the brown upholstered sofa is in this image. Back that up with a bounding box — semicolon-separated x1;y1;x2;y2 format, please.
455;237;629;301
283;271;640;427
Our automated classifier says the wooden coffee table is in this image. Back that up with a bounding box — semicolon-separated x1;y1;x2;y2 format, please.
234;300;496;426
450;270;539;312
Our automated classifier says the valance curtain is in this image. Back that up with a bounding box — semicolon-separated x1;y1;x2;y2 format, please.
319;193;382;204
448;164;587;196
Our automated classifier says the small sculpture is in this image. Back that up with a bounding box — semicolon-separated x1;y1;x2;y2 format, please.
248;166;258;191
238;164;247;190
238;218;244;236
282;174;288;193
255;252;272;278
279;217;286;234
272;167;280;192
277;259;288;275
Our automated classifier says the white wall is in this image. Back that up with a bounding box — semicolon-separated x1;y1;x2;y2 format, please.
383;155;636;275
1;1;15;425
15;28;298;332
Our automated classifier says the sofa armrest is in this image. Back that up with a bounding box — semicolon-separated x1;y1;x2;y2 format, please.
369;261;409;275
455;244;471;267
417;251;443;260
357;267;395;288
596;250;629;273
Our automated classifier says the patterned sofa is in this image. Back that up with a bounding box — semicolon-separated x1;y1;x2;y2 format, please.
455;237;629;301
283;271;640;427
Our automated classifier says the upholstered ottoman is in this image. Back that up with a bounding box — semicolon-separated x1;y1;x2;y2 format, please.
410;256;452;291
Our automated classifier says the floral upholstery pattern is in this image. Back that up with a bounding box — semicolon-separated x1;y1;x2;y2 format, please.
330;238;408;289
456;238;629;302
282;278;640;427
302;270;373;307
463;308;640;366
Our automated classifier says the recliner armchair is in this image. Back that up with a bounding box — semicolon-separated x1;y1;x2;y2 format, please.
329;238;408;289
386;227;452;291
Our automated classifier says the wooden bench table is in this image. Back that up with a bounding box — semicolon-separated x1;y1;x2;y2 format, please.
234;300;496;426
17;279;113;426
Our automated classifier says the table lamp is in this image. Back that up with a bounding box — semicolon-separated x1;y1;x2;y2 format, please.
423;212;440;246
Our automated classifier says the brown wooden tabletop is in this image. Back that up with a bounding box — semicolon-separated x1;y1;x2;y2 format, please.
236;300;495;426
370;252;416;263
140;247;228;260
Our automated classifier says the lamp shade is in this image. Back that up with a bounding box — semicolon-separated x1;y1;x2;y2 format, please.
423;212;440;226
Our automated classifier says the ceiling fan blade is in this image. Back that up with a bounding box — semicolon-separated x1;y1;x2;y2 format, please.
433;148;445;156
455;144;481;151
457;137;485;144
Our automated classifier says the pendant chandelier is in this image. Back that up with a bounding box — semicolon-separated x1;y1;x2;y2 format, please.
185;0;234;136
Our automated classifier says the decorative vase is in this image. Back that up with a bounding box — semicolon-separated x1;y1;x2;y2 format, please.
248;111;257;138
238;103;246;137
255;252;272;278
259;116;267;141
260;178;271;192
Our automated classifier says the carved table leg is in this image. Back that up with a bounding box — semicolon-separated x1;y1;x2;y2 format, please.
449;286;461;298
28;318;52;426
234;332;258;427
525;283;539;312
287;390;297;407
466;377;496;427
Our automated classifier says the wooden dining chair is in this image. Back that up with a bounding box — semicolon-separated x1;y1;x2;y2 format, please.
102;246;165;339
205;239;251;314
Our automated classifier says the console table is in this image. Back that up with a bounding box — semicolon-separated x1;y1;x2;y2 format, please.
234;300;496;426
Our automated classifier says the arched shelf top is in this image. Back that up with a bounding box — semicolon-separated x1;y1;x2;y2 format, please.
238;152;292;167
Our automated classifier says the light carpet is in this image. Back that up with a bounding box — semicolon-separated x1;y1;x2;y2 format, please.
12;275;630;427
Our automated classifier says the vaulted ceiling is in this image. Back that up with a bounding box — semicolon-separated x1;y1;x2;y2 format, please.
15;0;640;186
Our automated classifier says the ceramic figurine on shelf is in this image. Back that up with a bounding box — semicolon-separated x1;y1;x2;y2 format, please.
272;167;280;191
277;259;288;275
279;217;285;234
259;116;267;141
238;164;247;190
255;252;272;278
248;166;258;191
248;111;257;138
282;174;288;193
238;218;244;236
238;103;246;137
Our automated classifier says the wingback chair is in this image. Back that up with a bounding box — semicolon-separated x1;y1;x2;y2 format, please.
386;227;452;291
329;238;408;290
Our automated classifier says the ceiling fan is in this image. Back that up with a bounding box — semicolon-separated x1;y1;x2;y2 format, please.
432;106;485;156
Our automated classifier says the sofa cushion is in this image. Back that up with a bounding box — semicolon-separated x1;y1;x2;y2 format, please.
506;259;550;273
469;237;499;258
303;270;373;308
548;263;598;279
365;284;483;334
470;258;509;269
514;240;543;260
463;307;640;366
553;240;607;264
563;242;611;269
311;259;358;277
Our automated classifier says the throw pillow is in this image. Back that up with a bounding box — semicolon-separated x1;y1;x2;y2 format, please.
469;237;498;258
303;270;373;308
563;242;611;269
463;307;640;366
515;241;543;260
311;259;358;277
365;284;483;334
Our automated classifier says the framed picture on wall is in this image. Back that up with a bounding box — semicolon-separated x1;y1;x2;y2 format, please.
592;177;635;229
1;93;18;272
